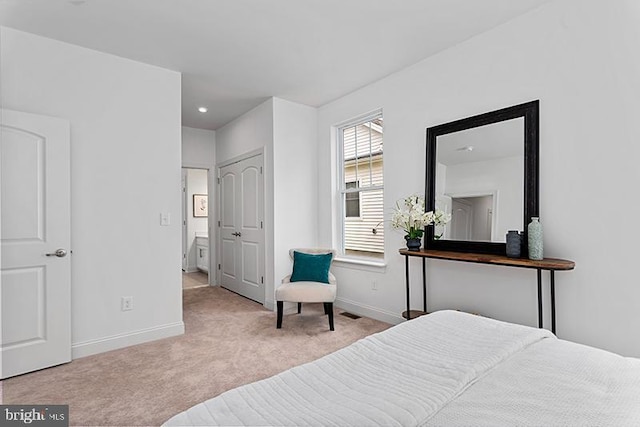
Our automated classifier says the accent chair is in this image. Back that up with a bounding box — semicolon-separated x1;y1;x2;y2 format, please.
276;248;337;331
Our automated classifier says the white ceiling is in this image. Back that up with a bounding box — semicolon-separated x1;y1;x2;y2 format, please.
0;0;550;130
437;118;524;166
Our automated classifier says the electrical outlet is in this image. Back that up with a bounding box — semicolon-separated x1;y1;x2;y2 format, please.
372;280;378;291
121;296;133;311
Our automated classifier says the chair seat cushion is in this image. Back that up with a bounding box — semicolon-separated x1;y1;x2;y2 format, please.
290;251;332;284
276;282;337;303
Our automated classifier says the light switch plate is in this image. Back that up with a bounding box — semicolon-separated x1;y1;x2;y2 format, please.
160;213;171;226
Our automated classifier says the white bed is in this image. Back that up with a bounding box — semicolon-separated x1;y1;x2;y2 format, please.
164;310;640;426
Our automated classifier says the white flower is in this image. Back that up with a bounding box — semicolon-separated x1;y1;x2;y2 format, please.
390;195;450;239
432;209;451;226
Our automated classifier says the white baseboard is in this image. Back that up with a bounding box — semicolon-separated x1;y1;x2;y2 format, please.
72;321;185;359
264;298;275;311
267;297;401;322
335;297;404;325
264;299;302;315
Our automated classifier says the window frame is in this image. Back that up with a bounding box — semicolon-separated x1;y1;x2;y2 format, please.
336;109;384;261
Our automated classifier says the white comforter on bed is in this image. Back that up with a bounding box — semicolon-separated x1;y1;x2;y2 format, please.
428;335;640;426
164;310;640;426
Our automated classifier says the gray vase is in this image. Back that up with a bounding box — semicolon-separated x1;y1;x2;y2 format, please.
505;230;521;258
527;217;543;260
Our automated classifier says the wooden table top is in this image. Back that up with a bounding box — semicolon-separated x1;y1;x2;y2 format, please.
398;248;575;271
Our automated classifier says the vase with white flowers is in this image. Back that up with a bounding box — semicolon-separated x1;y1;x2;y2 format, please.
391;195;451;250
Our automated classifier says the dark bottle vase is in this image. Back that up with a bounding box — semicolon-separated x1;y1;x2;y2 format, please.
405;236;422;251
505;230;522;258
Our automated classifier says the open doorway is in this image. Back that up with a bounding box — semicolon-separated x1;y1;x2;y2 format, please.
182;167;209;289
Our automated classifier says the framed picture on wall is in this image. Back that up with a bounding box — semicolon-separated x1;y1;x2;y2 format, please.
193;194;208;217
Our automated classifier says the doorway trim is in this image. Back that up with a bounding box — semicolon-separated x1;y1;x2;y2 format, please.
183;162;212;286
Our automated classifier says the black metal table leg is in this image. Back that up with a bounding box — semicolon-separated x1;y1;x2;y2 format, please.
537;269;543;328
405;255;411;320
550;270;556;334
422;258;427;313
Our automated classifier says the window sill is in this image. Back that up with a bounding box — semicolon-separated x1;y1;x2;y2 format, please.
333;256;387;272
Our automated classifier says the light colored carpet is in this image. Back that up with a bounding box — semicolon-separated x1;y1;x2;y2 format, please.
182;271;209;289
2;286;390;426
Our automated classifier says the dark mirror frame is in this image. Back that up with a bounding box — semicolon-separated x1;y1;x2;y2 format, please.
425;100;539;255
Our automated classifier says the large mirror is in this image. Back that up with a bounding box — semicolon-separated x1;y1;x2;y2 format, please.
425;101;539;255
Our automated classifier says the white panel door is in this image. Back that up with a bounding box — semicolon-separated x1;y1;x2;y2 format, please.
451;198;473;241
1;109;71;379
219;154;264;303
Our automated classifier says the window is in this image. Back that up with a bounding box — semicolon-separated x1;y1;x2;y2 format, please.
345;181;360;217
338;112;384;259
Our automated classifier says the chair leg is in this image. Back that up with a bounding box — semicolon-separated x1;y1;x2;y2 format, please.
277;301;283;329
323;302;329;315
297;302;302;314
327;302;334;331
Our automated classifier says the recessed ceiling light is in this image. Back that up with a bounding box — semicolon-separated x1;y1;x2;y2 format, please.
198;107;208;113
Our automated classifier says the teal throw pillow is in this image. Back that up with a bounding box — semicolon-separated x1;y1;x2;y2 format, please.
290;251;332;284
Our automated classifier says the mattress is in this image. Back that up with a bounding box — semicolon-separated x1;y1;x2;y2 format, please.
164;310;640;426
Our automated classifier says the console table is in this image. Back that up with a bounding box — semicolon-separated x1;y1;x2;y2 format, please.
398;248;575;334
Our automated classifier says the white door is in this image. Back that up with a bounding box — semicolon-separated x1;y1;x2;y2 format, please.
451;198;473;241
219;154;264;303
1;109;71;379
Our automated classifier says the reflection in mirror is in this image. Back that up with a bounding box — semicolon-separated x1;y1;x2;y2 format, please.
435;118;524;243
442;194;494;241
425;100;539;255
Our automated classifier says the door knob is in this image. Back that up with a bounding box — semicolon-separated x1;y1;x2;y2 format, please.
46;248;67;258
231;232;242;237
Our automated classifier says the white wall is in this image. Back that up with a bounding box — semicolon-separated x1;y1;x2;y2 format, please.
272;98;318;304
317;0;640;356
184;168;208;272
0;27;184;357
182;126;215;169
216;100;273;164
215;98;317;308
